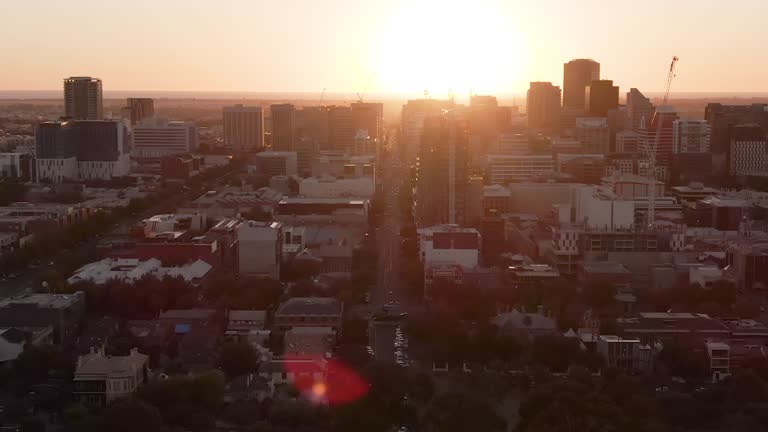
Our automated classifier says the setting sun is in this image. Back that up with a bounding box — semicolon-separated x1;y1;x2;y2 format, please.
370;0;526;97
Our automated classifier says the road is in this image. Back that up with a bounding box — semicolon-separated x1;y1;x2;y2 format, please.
373;156;407;308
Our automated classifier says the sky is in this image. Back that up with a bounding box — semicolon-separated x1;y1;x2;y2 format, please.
2;0;767;97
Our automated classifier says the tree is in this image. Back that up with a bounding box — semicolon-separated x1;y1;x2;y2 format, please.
84;399;165;432
219;341;259;378
423;392;506;432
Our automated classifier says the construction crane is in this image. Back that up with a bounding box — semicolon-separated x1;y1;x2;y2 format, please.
645;56;678;228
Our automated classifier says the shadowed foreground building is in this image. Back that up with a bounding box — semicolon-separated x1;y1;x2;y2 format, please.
415;110;468;227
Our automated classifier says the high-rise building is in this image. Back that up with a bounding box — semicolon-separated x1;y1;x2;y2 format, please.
35;120;129;182
296;107;329;151
705;103;768;174
626;88;655;130
124;98;155;125
575;117;610;154
63;77;103;120
270;104;296;152
586;80;619;117
223;105;264;152
351;102;384;145
328;106;355;154
415;111;468;227
469;95;499;137
401;99;455;163
527;82;561;130
563;59;600;110
672;120;710;153
295;136;318;177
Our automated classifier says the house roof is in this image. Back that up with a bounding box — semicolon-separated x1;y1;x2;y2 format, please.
75;349;147;379
229;310;266;322
159;309;216;321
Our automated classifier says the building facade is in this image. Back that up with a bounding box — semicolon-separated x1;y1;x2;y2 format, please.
64;77;103;120
563;59;600;110
224;105;264;152
271;104;297;151
527;82;561;130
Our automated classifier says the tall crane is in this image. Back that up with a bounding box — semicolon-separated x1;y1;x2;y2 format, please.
645;56;678;228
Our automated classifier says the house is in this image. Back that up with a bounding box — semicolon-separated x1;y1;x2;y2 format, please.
274;298;342;333
73;348;148;408
493;308;557;339
0;326;53;365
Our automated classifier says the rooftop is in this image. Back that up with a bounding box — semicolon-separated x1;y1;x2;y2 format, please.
75;348;147;379
276;297;342;317
229;310;266;322
0;292;84;310
67;258;212;285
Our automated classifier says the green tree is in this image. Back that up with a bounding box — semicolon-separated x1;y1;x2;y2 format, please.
219;341;259;378
423;392;506;432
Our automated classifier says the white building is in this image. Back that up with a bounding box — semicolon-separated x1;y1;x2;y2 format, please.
706;342;730;382
224;105;264;152
402;111;427;163
299;175;374;198
236;221;282;279
67;258;212;285
575;117;610;154
487;154;555;185
417;224;480;268
131;118;198;157
672;119;710;153
37;157;78;183
142;213;207;237
74;348;148;407
0;153;28;178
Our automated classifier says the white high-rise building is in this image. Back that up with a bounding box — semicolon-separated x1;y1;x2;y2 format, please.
224;105;264;152
131;119;198;157
672;119;710;153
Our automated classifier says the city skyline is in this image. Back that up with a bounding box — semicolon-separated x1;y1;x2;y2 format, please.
3;0;768;95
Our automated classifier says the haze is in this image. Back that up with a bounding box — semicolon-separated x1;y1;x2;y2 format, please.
2;0;767;95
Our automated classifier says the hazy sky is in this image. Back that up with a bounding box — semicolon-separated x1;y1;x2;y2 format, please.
2;0;767;96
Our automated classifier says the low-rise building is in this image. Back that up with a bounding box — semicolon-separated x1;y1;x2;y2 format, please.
706;341;730;382
73;348;148;408
417;224;480;268
596;335;652;373
487;154;555;184
274;297;342;333
0;292;85;345
299;175;374;198
275;198;369;225
0;326;53;365
236;221;282;279
67;258;212;285
252;151;298;177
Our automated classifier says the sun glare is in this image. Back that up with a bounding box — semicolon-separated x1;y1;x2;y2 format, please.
370;0;525;97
